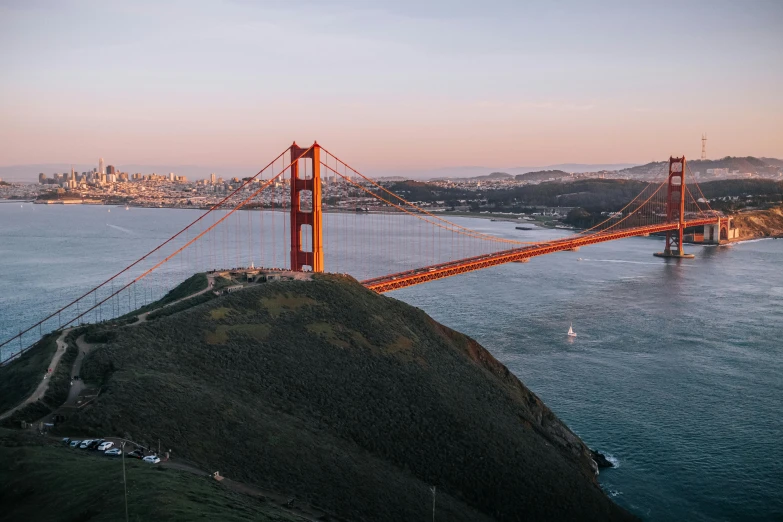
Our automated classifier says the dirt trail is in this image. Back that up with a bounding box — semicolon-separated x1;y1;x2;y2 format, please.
0;328;72;420
64;336;99;407
135;274;215;324
23;273;330;520
65;275;217;405
1;274;216;420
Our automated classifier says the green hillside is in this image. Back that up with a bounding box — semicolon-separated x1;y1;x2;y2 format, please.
45;274;633;522
0;333;59;413
0;430;299;522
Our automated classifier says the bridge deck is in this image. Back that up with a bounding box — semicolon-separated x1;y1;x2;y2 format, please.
362;219;718;293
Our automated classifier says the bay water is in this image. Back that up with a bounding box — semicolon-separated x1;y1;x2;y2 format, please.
1;202;781;521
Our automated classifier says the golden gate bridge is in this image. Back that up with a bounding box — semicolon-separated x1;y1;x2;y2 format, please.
0;142;730;362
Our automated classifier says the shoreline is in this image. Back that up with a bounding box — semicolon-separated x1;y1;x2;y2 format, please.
11;199;782;243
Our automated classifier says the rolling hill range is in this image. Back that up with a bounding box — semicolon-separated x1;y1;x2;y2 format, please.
24;274;634;521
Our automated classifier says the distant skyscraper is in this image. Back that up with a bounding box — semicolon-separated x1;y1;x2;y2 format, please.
210;173;216;184
106;165;116;175
99;157;105;175
38;173;46;184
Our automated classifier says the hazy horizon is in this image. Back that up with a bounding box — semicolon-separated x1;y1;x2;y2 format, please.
2;1;782;173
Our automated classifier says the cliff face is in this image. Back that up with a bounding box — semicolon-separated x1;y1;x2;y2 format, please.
68;275;635;522
732;206;783;239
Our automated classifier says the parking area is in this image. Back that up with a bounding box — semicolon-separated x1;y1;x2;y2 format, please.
58;436;165;464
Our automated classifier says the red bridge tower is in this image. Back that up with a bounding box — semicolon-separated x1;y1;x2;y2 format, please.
654;156;695;259
289;142;323;272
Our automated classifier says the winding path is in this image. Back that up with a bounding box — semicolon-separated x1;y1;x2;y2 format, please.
0;274;217;420
0;328;72;420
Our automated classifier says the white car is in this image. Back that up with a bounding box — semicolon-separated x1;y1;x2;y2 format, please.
79;440;93;449
97;441;114;451
142;455;161;464
104;448;122;456
69;440;81;448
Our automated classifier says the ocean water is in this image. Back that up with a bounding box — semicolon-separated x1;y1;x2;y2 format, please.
1;203;781;521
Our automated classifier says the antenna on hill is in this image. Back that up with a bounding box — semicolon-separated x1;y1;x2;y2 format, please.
701;134;707;160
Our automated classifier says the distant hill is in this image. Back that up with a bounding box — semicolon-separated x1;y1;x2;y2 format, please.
515;169;571;182
463;171;514;181
482;171;514;179
430;171;514;182
619;156;782;179
50;275;635;522
761;157;783;168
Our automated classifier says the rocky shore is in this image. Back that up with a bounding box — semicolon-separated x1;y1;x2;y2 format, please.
732;206;783;240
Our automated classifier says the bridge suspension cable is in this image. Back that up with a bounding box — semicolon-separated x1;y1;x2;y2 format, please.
2;144;726;362
319;145;540;247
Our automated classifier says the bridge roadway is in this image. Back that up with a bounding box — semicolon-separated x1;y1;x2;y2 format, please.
362;219;719;293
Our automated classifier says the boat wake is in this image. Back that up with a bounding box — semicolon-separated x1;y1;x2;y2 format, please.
583;258;664;266
106;224;135;235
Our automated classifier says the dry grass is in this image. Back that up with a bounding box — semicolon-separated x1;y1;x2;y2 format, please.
209;307;233;320
206;324;271;345
259;294;316;319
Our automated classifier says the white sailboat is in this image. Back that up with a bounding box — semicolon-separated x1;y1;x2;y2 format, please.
567;323;577;338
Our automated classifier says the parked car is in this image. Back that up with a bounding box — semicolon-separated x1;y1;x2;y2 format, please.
69;440;81;448
79;440;92;449
97;441;113;451
88;439;105;450
127;450;144;459
143;455;161;464
61;437;70;445
104;448;122;456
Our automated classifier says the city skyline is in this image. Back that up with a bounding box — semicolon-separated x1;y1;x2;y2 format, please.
1;1;782;173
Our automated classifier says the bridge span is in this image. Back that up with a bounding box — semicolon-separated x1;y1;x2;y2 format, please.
0;143;733;360
362;218;721;293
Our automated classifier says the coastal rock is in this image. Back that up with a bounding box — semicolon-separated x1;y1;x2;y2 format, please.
591;449;615;469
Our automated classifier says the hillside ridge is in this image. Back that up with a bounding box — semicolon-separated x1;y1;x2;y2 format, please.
14;274;635;521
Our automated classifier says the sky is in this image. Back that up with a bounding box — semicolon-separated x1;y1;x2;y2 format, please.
1;0;782;176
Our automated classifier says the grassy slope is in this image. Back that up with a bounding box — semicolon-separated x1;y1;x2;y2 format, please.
65;275;635;522
0;332;58;413
115;272;210;322
0;332;79;428
0;430;298;522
